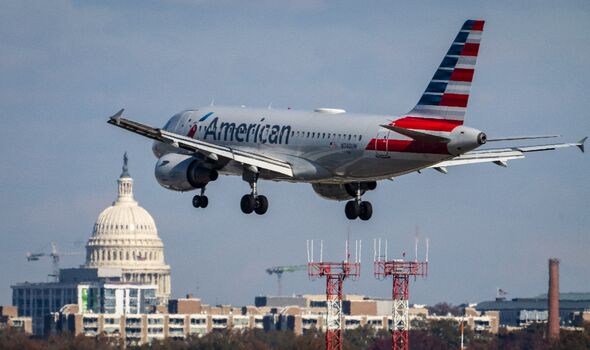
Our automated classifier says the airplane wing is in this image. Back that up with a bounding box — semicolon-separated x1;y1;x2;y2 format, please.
107;109;294;177
429;138;586;172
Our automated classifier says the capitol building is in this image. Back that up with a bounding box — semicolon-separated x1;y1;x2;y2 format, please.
11;154;172;335
85;154;171;303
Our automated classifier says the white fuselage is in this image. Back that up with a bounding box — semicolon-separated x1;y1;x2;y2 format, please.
152;106;463;183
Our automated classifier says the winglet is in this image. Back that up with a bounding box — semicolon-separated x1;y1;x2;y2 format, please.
577;137;587;153
109;108;125;125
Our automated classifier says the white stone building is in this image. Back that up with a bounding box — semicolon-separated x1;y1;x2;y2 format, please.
85;154;171;304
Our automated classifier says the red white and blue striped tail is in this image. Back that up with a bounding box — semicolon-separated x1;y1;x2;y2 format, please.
403;20;485;125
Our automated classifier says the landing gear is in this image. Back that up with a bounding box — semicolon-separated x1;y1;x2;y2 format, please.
192;188;209;208
240;169;269;215
345;182;373;220
345;200;372;220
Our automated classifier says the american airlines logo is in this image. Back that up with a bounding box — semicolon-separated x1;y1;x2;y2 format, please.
202;116;292;145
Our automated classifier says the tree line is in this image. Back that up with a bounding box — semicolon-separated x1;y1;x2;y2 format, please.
1;320;589;349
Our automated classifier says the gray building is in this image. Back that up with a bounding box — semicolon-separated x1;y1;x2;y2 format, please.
476;292;590;326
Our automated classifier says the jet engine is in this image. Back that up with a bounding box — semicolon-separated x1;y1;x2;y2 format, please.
154;153;218;191
311;182;377;201
447;125;487;155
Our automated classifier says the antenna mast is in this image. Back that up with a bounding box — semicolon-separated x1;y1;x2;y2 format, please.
307;239;361;350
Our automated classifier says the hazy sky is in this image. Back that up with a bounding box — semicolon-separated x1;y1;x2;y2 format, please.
1;1;588;307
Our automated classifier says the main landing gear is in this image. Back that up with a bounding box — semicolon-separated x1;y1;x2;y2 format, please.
240;170;269;215
344;182;375;221
192;187;209;208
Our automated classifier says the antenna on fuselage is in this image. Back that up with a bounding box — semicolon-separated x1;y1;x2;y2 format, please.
210;99;215;106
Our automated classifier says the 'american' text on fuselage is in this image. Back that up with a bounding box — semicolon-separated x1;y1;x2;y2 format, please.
202;117;291;145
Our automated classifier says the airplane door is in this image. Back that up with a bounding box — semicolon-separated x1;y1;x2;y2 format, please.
375;128;390;158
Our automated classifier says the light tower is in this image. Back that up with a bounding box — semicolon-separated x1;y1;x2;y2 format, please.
374;238;428;350
307;240;361;350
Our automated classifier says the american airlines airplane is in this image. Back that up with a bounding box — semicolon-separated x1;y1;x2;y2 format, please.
108;20;585;221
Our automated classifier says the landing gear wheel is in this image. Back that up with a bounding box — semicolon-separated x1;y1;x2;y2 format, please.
345;201;360;220
240;194;256;214
254;195;269;215
192;195;209;208
199;195;209;208
359;201;373;221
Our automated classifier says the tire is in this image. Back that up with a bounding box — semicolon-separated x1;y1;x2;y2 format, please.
359;201;373;221
254;195;269;215
192;195;201;208
200;195;209;208
345;201;360;220
240;194;255;214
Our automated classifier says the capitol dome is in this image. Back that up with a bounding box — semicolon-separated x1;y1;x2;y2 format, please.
85;153;171;304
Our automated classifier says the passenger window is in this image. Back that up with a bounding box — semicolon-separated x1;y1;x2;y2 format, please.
322;133;325;138
291;131;295;137
359;135;362;141
307;132;310;138
348;135;351;140
312;132;315;138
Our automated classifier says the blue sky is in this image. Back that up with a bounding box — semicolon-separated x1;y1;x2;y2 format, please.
1;0;588;307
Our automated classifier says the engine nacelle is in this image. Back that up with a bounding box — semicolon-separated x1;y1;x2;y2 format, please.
312;181;377;201
447;125;487;155
154;153;218;191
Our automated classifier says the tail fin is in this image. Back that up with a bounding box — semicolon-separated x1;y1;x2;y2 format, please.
405;20;485;124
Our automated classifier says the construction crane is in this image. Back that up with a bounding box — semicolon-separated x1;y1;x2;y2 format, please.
265;265;307;296
26;242;83;282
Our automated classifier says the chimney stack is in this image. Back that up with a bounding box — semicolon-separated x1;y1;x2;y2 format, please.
548;258;560;340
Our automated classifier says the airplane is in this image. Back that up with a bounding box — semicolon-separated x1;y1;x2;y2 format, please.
107;19;586;221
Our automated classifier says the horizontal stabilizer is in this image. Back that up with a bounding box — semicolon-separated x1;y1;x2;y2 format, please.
380;124;450;143
430;137;585;169
487;135;559;142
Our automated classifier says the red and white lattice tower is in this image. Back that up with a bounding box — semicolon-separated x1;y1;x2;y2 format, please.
374;238;428;350
307;240;361;350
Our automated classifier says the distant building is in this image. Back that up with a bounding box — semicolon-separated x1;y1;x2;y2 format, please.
49;295;264;346
0;306;32;334
10;155;171;335
47;293;502;345
476;292;590;327
84;154;171;304
12;280;157;335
